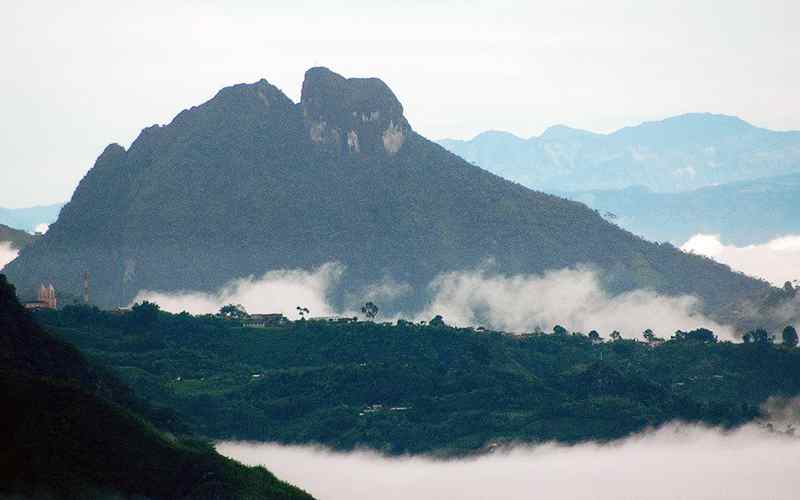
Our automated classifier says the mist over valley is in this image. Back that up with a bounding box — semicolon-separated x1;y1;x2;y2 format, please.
2;2;800;498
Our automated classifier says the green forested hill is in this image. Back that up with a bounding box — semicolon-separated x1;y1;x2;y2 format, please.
36;305;800;456
0;223;38;250
0;275;313;500
3;68;771;324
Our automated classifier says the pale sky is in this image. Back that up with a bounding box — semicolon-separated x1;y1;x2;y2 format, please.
1;0;798;208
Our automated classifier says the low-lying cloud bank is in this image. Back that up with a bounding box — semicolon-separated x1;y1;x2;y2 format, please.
682;234;800;287
132;263;343;319
218;422;800;500
417;266;732;339
133;264;731;339
0;242;19;270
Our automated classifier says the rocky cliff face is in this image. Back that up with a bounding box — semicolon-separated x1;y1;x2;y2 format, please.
301;67;409;155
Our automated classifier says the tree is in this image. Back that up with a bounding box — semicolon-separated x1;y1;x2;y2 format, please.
643;329;655;343
747;328;773;345
219;304;248;319
588;330;603;344
673;328;717;343
130;301;160;326
692;328;717;343
429;315;446;328
296;306;310;320
610;330;622;341
782;325;799;348
553;325;568;336
361;302;379;320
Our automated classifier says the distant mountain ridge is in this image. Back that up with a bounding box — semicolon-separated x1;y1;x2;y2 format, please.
563;172;800;245
0;203;63;233
3;69;772;326
438;114;800;192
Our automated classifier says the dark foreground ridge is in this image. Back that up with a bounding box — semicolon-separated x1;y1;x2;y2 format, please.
3;68;771;325
0;274;314;500
36;304;800;456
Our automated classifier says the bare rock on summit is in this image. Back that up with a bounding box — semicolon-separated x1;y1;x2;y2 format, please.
301;67;409;155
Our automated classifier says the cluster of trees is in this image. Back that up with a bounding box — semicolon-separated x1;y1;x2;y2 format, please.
32;304;800;456
208;300;800;350
546;323;799;348
743;326;799;347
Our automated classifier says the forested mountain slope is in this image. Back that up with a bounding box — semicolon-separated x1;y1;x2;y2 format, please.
4;68;771;321
0;274;313;500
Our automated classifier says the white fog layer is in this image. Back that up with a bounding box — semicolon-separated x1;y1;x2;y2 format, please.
417;266;733;339
682;234;800;287
0;242;19;270
134;264;732;339
218;423;800;500
131;263;343;319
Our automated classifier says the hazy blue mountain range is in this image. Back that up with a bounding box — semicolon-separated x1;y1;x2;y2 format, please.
0;203;64;233
3;68;772;323
563;173;800;245
438;114;800;193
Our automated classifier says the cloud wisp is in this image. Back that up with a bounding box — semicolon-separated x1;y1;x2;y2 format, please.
218;422;800;500
682;234;800;287
417;266;733;340
131;263;343;319
0;242;19;271
132;263;733;339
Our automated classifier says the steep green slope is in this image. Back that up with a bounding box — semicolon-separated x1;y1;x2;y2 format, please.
36;306;800;456
0;274;313;500
4;69;771;321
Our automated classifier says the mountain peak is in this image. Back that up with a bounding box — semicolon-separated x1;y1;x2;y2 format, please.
612;112;755;143
99;142;126;158
540;124;597;141
300;67;409;155
205;77;293;112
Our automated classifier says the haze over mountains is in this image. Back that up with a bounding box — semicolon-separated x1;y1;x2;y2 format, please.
3;68;773;327
567;174;800;246
0;203;63;233
438;114;800;193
